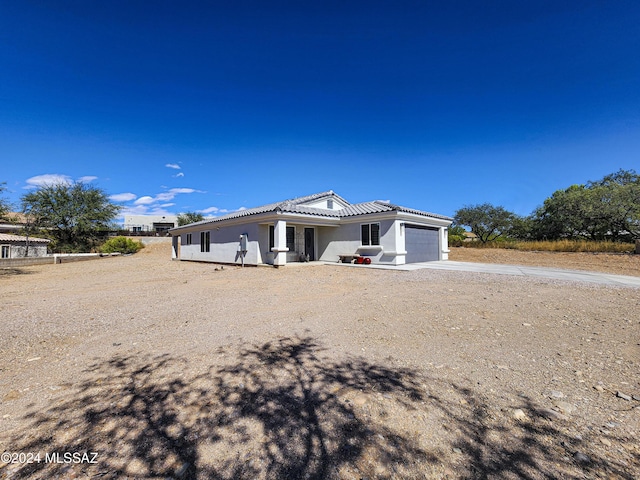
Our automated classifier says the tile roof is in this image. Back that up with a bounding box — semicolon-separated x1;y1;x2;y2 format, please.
0;233;51;243
170;191;451;232
377;202;453;221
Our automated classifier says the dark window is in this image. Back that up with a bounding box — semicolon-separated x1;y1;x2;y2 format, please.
286;226;295;251
200;231;210;252
371;223;380;245
361;223;380;246
361;224;370;246
1;245;9;259
185;233;192;245
269;225;295;250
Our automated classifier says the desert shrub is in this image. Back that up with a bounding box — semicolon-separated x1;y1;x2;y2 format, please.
448;225;467;247
100;236;144;254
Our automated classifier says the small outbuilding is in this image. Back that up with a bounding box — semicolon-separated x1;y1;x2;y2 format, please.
0;233;50;259
169;191;452;267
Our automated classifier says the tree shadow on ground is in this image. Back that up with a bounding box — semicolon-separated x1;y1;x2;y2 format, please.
434;384;638;479
0;267;33;277
2;336;638;479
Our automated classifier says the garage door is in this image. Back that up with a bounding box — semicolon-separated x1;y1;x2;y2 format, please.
405;225;440;263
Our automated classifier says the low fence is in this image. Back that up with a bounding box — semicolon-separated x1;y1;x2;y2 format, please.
0;253;121;268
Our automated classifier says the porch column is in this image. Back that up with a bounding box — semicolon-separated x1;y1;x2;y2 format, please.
394;221;406;265
171;235;179;260
272;219;288;266
440;227;449;260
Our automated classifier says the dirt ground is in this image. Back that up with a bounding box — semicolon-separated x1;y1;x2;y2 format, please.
449;247;640;277
1;242;639;479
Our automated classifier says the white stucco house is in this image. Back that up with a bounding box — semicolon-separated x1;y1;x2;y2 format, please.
0;233;50;259
169;191;452;267
122;214;179;234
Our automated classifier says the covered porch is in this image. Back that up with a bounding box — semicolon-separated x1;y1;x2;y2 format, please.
263;219;339;266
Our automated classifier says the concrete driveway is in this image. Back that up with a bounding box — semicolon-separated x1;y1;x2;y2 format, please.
330;260;640;288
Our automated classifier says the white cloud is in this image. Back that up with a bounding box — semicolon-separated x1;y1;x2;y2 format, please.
174;172;185;177
110;192;137;202
170;188;197;194
25;174;72;188
118;187;203;212
199;206;219;214
120;205;174;217
77;175;98;183
155;192;176;202
155;188;200;202
120;205;151;216
134;196;155;205
165;163;181;170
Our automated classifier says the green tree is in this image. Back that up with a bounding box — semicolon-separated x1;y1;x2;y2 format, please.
0;182;12;220
177;211;205;226
587;169;640;240
507;215;535;240
453;204;516;243
448;224;467;243
531;169;640;241
21;182;121;252
531;185;596;240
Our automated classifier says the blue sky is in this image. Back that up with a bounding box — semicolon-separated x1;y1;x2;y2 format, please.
1;1;639;220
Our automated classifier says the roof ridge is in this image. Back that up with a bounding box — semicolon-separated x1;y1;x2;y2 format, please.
169;191;452;231
283;190;338;206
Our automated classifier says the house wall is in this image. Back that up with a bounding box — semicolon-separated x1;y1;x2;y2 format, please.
302;197;348;210
123;214;178;232
173;214;449;266
4;243;49;258
178;223;264;265
318;218;404;264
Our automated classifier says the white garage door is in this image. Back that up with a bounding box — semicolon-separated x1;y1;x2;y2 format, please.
405;225;440;263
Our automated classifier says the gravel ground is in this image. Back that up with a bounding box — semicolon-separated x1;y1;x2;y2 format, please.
1;242;639;479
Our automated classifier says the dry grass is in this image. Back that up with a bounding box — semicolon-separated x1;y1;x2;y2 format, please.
450;246;640;276
514;239;634;253
459;239;635;253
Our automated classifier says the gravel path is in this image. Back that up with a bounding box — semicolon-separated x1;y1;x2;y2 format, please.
1;242;639;479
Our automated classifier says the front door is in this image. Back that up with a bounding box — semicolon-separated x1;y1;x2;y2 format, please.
304;228;315;261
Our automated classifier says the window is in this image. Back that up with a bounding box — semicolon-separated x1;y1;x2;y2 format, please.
327;199;334;209
185;233;192;245
1;245;9;259
269;225;295;251
286;226;295;251
361;223;380;246
200;231;210;252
